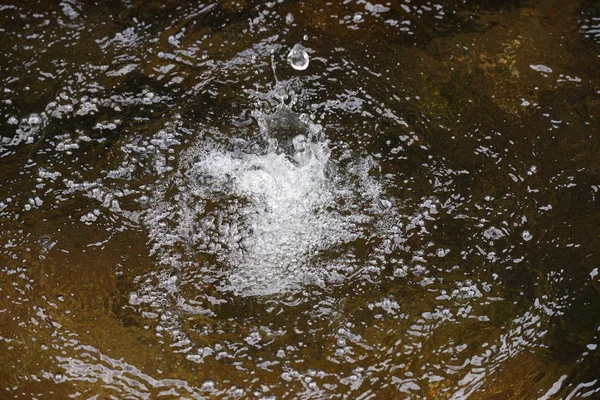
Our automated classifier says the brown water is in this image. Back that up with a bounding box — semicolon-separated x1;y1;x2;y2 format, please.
1;0;599;398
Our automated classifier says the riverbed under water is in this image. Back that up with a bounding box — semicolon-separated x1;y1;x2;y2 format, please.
1;0;599;398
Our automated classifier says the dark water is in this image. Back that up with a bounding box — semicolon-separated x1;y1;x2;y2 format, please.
1;0;599;398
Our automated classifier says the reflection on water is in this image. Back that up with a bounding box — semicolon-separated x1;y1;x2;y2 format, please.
1;0;599;398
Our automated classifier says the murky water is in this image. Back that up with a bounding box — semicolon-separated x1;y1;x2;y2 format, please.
1;0;599;398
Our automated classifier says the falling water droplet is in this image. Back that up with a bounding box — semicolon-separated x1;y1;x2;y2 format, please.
287;43;309;71
522;230;533;241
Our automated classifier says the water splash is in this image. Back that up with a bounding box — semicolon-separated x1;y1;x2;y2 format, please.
148;105;381;296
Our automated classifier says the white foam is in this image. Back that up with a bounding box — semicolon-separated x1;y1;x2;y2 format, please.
134;107;395;296
182;133;352;295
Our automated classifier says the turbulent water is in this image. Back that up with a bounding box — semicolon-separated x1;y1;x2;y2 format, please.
141;104;384;296
1;0;599;399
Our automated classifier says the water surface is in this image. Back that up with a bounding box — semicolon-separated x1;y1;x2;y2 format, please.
1;0;599;398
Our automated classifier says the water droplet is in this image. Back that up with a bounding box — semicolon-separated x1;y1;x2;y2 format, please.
287;43;310;71
484;227;504;240
28;113;41;125
40;235;52;252
522;230;533;241
394;267;407;278
201;380;215;391
530;64;553;73
286;13;294;24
